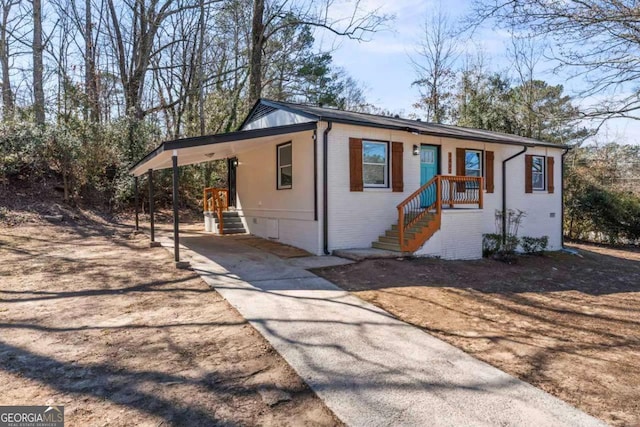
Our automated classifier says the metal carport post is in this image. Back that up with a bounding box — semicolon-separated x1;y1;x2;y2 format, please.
134;176;139;231
172;151;180;263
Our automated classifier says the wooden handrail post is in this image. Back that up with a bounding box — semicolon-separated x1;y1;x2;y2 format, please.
479;177;484;209
448;177;454;208
436;176;442;213
397;205;404;249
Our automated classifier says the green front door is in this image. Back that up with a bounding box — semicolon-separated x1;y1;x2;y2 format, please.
420;145;438;207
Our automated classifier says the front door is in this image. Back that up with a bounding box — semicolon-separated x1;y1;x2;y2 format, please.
420;145;438;207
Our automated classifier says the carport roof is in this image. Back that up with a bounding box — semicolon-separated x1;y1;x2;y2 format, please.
128;122;316;177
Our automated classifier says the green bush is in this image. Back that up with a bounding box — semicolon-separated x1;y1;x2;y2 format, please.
0;122;48;181
520;236;549;254
565;169;640;244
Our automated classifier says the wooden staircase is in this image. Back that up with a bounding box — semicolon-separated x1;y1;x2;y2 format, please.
372;175;483;253
372;213;439;252
203;187;247;235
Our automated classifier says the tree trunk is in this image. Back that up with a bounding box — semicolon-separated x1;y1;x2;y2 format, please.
248;0;264;104
32;0;45;125
84;0;99;122
0;1;14;120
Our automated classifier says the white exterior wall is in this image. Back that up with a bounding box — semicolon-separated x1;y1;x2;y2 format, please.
414;210;483;259
235;130;321;255
326;124;422;250
326;123;565;254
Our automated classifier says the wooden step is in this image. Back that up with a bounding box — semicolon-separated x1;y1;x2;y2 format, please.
378;235;400;244
385;229;417;239
390;217;434;231
372;241;402;252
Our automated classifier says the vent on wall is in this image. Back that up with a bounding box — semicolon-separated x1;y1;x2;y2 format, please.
246;105;277;124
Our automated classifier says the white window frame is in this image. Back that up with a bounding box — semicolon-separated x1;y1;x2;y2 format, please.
362;140;389;188
277;142;292;190
531;155;546;191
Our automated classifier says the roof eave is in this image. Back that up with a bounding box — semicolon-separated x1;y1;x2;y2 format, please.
317;116;565;149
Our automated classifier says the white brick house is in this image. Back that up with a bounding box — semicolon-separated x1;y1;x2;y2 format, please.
130;99;567;260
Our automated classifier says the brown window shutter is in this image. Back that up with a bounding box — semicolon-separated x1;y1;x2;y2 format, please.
456;148;465;176
547;156;555;193
485;151;494;193
391;142;403;192
349;138;363;192
525;154;533;193
456;148;466;192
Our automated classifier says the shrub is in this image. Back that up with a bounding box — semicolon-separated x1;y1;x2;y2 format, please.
520;236;549;255
482;233;502;257
486;209;527;261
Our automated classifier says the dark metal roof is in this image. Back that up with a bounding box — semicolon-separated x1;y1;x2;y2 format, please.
253;99;567;149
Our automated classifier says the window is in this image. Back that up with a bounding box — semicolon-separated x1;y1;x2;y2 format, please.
277;142;292;189
465;150;482;177
362;141;388;187
531;155;546;190
465;149;482;188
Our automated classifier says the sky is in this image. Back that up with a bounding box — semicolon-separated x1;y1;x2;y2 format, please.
319;0;640;145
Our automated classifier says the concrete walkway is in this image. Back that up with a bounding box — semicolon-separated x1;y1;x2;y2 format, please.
156;230;605;427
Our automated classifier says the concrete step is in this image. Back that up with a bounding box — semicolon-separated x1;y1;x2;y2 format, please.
218;224;245;230
372;241;402;252
213;217;243;224
222;211;239;218
221;228;246;234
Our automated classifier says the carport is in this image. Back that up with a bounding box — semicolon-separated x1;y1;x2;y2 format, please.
128;122;317;266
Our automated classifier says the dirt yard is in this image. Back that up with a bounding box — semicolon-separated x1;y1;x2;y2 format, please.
0;216;340;426
314;245;640;426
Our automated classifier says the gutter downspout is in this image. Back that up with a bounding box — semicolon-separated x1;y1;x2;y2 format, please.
560;147;571;248
502;146;528;243
313;128;318;221
322;121;332;255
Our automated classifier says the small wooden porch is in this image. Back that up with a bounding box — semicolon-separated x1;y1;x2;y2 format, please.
373;175;484;252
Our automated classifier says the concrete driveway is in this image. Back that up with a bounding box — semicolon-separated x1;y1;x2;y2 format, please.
156;229;605;427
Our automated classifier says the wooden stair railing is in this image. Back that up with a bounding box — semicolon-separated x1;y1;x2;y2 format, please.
203;187;229;234
396;176;483;252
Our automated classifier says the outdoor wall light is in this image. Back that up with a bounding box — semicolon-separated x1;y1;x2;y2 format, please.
413;144;419;156
232;159;239;167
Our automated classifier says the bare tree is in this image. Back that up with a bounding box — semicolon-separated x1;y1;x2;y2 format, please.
507;32;543;138
411;6;459;123
248;0;389;104
83;0;100;122
470;0;640;122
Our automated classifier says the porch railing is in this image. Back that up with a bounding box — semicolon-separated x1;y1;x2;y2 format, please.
203;187;229;234
441;175;484;208
396;175;483;250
